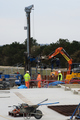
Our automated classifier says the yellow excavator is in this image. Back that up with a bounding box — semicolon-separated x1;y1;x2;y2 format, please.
48;47;80;84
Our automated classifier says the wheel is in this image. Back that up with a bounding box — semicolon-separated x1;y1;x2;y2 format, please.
34;110;43;119
9;112;11;115
13;113;16;117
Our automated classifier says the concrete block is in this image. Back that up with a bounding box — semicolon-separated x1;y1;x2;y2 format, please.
73;90;78;94
64;86;71;91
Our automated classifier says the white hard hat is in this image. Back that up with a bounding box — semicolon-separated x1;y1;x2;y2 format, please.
26;70;29;73
58;70;61;73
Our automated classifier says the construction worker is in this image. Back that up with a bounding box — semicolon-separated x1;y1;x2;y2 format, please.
36;72;41;88
51;57;56;71
58;70;63;81
24;71;30;88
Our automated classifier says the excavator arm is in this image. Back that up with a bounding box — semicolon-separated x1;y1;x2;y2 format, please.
48;47;72;74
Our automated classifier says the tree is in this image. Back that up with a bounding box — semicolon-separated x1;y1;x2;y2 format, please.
71;50;80;63
0;39;80;68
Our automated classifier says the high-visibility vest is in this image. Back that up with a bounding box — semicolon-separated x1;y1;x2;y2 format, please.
24;73;30;82
37;74;41;88
37;74;41;80
58;73;63;81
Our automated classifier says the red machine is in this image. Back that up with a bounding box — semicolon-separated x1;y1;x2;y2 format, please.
48;47;80;84
48;47;72;74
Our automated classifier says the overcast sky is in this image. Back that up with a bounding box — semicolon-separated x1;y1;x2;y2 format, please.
0;0;80;45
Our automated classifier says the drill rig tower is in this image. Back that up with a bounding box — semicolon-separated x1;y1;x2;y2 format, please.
24;5;34;73
25;5;34;55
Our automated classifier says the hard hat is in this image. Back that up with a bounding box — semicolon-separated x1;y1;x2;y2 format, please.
26;70;29;73
58;70;61;73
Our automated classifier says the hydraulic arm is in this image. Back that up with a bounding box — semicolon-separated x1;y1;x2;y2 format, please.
48;47;73;74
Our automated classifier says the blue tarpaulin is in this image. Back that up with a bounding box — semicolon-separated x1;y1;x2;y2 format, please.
18;85;27;89
48;81;65;86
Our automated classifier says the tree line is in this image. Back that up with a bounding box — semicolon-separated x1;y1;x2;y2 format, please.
0;38;80;68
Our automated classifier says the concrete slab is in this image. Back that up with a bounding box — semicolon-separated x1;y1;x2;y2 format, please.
0;87;80;120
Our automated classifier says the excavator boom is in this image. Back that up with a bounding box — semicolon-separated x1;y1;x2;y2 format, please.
48;47;73;74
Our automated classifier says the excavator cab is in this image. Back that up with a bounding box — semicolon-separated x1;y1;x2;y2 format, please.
71;63;80;73
65;63;80;84
48;47;80;84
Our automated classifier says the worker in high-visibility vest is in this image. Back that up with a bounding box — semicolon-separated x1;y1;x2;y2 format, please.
58;70;63;81
36;72;41;88
24;71;30;88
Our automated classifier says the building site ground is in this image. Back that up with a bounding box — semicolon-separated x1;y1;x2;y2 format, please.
0;84;80;120
0;66;80;119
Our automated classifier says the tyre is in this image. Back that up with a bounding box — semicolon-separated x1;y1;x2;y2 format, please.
13;113;16;117
34;110;43;119
9;112;11;115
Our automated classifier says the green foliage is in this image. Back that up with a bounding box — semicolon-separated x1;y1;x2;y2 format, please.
0;42;26;66
71;50;80;63
0;38;80;68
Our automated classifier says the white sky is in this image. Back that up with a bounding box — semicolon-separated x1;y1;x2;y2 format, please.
0;0;80;45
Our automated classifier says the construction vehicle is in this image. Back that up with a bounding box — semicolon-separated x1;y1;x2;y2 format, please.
0;72;24;87
8;99;59;119
0;72;10;89
48;47;80;84
14;73;25;86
